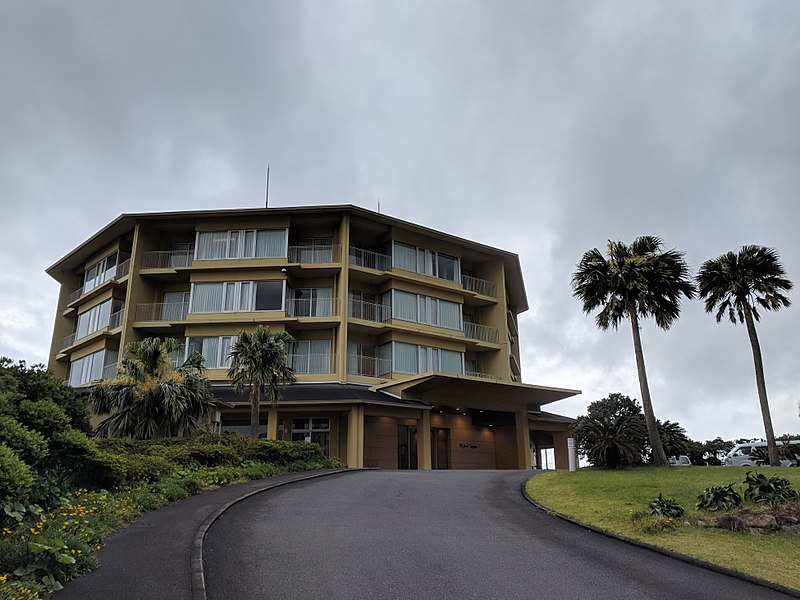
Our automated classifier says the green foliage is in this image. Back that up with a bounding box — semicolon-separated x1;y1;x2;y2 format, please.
657;420;691;459
0;444;34;503
743;471;799;506
0;416;48;465
246;439;325;466
119;455;173;483
17;401;70;439
648;492;685;518
184;443;241;467
695;484;743;511
573;393;647;468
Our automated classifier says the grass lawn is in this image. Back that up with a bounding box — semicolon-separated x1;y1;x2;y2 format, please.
526;467;800;591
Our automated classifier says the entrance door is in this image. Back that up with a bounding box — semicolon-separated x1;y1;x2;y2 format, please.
431;428;450;469
397;424;418;469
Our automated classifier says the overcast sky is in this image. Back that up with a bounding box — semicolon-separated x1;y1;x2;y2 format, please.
1;1;798;443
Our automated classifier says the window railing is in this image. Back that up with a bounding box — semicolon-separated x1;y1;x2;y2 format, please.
506;309;519;335
58;309;125;351
135;302;189;322
346;354;392;378
289;353;335;375
287;244;340;264
286;298;338;317
461;274;497;298
141;250;194;269
348;246;392;272
65;259;131;306
349;299;391;323
58;333;77;351
463;322;500;344
465;370;502;381
109;309;124;330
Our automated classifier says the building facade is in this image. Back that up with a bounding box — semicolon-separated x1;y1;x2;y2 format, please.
46;205;579;469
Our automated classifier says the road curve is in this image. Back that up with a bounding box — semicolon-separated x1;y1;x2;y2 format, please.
203;470;795;600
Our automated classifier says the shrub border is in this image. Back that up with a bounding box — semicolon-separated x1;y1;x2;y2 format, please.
521;478;800;599
191;468;353;600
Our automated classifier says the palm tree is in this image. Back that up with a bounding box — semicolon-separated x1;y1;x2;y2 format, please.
90;337;216;439
227;325;295;437
572;236;696;466
697;246;793;467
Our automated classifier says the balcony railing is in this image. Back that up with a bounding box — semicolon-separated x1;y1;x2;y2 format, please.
58;333;76;351
65;259;131;305
135;302;189;322
288;244;340;264
465;370;502;381
347;354;392;378
58;309;125;351
141;250;194;269
286;298;338;318
349;299;391;323
288;353;335;375
463;322;500;344
461;274;497;298
349;246;392;272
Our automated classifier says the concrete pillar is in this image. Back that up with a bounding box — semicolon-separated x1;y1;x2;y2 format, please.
266;408;279;440
347;405;364;468
553;432;570;470
515;410;533;470
417;409;432;470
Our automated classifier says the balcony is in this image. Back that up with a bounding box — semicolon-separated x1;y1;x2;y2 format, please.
288;244;340;264
65;260;131;306
461;275;497;298
347;354;391;378
349;246;391;272
141;250;194;269
465;370;502;381
463;322;500;344
58;309;124;352
349;299;391;323
286;298;339;318
135;302;189;322
288;353;335;375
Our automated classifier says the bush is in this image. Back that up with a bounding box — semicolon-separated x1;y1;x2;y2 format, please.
0;416;48;465
119;455;173;483
185;443;240;467
695;484;743;511
247;439;325;466
153;478;190;502
0;443;34;503
17;401;70;438
648;493;685;518
743;471;799;506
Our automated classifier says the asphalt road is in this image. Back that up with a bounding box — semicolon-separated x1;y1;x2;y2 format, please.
203;470;796;600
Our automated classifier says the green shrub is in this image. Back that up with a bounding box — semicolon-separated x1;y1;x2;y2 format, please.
743;471;799;506
0;444;34;503
119;455;173;483
185;443;240;467
648;493;685;518
695;484;743;511
247;439;325;466
17;401;70;438
0;416;48;464
153;478;189;502
241;461;279;480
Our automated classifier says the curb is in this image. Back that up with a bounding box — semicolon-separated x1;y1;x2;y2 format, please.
520;480;800;599
191;468;354;600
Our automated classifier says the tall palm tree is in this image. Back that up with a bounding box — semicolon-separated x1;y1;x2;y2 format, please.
90;337;215;439
697;245;793;467
227;325;295;437
572;236;696;466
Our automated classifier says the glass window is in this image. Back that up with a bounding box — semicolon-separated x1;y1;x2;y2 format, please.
255;281;284;311
239;282;253;311
291;418;330;455
227;231;240;259
190;283;224;313
75;299;115;340
185;336;236;369
393;242;417;272
436;253;459;282
440;350;464;375
255;229;286;258
393;290;418;322
224;282;237;312
394;342;419;374
438;300;462;330
68;348;117;386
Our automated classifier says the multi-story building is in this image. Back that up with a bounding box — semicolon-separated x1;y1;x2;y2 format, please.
46;205;579;470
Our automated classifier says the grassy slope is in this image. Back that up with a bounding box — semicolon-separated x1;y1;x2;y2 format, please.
525;467;800;591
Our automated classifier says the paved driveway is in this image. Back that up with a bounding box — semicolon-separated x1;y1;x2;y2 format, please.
203;470;795;600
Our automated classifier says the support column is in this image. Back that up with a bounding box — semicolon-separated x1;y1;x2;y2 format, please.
515;409;533;470
552;432;570;470
417;409;431;470
266;408;279;440
347;405;364;468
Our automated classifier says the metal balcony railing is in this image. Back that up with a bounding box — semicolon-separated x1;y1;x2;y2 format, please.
346;354;392;378
65;259;131;305
58;333;76;351
287;244;340;264
465;370;502;381
135;302;189;321
348;246;392;272
109;309;124;329
286;298;338;317
461;274;497;298
463;322;500;344
141;250;194;269
349;299;391;323
288;353;335;375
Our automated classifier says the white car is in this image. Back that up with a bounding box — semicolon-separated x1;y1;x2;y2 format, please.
668;455;692;466
722;441;799;467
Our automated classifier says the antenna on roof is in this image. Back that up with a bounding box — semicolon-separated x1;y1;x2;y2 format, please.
265;164;270;208
377;197;381;213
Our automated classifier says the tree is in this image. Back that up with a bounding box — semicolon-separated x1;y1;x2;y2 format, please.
572;236;696;466
89;338;215;439
573;393;648;468
227;325;295;437
657;420;690;459
697;246;793;467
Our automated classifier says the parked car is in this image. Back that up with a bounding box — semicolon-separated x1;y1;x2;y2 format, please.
722;441;799;467
668;455;692;466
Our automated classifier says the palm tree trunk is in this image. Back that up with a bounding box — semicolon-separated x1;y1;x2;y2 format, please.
628;309;669;466
250;385;261;438
743;306;780;467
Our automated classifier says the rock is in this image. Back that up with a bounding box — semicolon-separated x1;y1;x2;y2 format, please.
695;520;712;528
781;524;800;534
782;516;799;525
716;515;744;532
742;514;778;529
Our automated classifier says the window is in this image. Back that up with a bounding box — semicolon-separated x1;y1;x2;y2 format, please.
291;418;330;455
287;287;332;317
82;252;122;293
189;281;285;313
195;229;287;260
186;336;237;369
390;290;462;330
383;342;464;375
391;241;461;283
75;298;124;340
68;348;119;386
289;340;332;374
